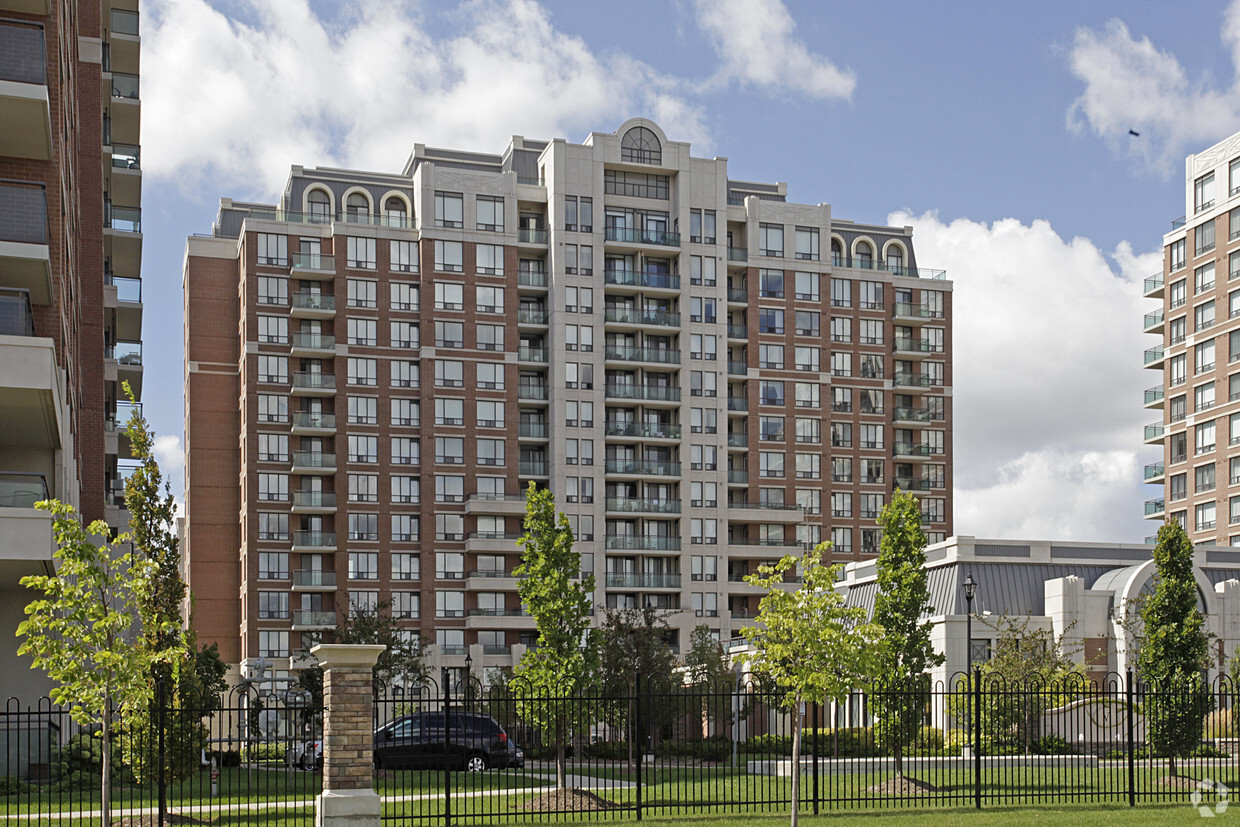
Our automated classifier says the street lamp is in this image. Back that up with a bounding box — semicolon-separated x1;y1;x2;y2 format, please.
464;651;474;702
962;572;977;755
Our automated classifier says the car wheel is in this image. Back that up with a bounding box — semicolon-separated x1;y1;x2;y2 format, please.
299;755;312;771
464;754;487;773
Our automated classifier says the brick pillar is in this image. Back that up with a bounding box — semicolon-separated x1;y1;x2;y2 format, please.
312;643;386;827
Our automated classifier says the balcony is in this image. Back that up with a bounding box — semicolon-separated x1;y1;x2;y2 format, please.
291;491;337;512
292;371;336;395
517;308;549;325
1144;462;1165;483
727;433;748;448
518;228;548;245
518;346;548;363
727;396;747;412
604;269;681;291
727;469;748;484
519;460;550;477
603;421;681;440
517;268;548;288
604;307;681;327
604;535;682;552
290;332;336;355
1143;385;1164;409
292;291;336;316
0;471;54;578
517;384;549;401
727;325;748;339
605;345;680;365
292;569;337;589
0;20;51;160
726;501;804;523
466;531;525;552
464;494;529;516
727;247;747;262
107;142;141;204
727;287;748;303
604;226;680;248
604;384;680;403
291;412;336;433
1144;499;1165;519
604;572;682;589
892;303;940;324
893;406;933;426
291;252;335;279
893;336;941;357
1143;273;1164;299
0;182;52;303
1143;345;1164;368
292;611;337;630
518;422;549;439
291;451;336;474
727;360;748;376
1143;308;1164;333
292;531;337;551
893;476;932;492
604;459;681;476
893;441;936;460
1144;422;1164;444
605;498;681;514
892;372;934;391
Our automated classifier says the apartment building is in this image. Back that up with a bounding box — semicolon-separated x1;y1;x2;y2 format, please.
1143;131;1240;542
183;119;952;683
0;0;144;699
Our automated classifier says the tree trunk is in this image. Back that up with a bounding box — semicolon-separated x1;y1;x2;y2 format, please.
557;741;566;789
1170;753;1178;777
894;742;903;779
790;700;801;827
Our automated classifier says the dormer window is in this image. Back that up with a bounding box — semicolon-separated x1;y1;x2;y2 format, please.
621;126;661;165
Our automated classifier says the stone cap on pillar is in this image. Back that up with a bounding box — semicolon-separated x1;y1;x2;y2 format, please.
311;643;387;670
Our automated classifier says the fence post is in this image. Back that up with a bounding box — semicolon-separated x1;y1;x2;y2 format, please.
972;667;981;810
635;670;642;822
444;672;452;827
1126;669;1135;807
312;643;386;827
157;677;167;827
812;700;819;815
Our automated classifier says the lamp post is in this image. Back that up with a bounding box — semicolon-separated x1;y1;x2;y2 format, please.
464;650;474;703
963;572;977;755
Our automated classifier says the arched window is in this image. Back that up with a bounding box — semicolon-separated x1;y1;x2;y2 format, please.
346;192;370;223
384;196;408;228
830;238;843;266
307;189;331;224
886;245;904;275
621;126;661;165
855;241;873;269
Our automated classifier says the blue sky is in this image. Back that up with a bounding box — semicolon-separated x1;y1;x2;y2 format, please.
137;0;1240;542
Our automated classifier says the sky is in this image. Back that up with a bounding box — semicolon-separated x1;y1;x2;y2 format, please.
135;0;1240;544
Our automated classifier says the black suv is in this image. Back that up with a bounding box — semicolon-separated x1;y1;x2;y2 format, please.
374;711;516;771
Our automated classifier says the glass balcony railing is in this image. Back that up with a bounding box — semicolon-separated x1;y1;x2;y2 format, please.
894;337;941;354
517;384;549;400
292;569;336;587
1144;386;1164;406
111;10;140;36
518;422;549;439
518;346;548;362
892;372;933;388
893;303;941;320
604;384;681;402
293;372;336;390
727;433;749;448
292;253;333;271
604;572;682;588
106;204;141;233
292;531;336;548
517;269;548;287
1144;462;1165;481
292;611;336;627
728;500;801;512
605;498;681;514
105;274;142;303
603;421;681;439
0;472;49;508
727;396;748;411
604;270;681;290
292;451;336;469
727;247;747;262
727;325;748;338
1144;499;1165;516
603;535;682;551
893;406;932;423
519;460;550;476
604;459;681;476
605;345;680;364
1144;345;1165;366
518;228;548;244
111;72;139;99
728;470;748;484
517;309;549;324
111;144;140;169
0;21;46;85
1144;422;1165;441
0;183;48;244
1143;274;1164;295
0;288;36;336
1143;309;1164;329
292;291;335;311
292;412;336;429
292;491;336;508
106;341;143;366
604;307;681;327
604;227;680;247
291;332;336;350
727;360;747;375
727;287;748;302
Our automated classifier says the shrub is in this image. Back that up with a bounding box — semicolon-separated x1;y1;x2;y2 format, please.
917;726;945;751
209;750;241;768
582;741;629;760
1032;734;1075;755
655;736;730;762
0;776;25;796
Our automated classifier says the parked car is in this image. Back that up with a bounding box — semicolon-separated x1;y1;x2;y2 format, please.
510;744;525;769
284;739;322;770
373;712;517;771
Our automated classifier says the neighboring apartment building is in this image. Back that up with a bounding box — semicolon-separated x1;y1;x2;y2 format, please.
0;0;144;700
183;119;952;683
1145;130;1240;544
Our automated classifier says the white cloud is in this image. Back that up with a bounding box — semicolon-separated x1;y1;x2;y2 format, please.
153;434;184;475
1066;3;1240;168
693;0;855;100
890;210;1160;542
142;0;709;197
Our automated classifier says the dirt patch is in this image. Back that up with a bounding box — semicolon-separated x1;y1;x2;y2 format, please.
1156;775;1202;789
518;787;617;812
866;775;944;796
114;815;211;826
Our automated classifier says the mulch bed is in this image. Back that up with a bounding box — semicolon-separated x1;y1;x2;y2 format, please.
114;815;211;826
518;788;617;811
1156;775;1202;789
866;775;944;796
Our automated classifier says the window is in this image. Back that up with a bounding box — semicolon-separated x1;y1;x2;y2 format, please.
257;473;288;501
859;281;883;309
759;381;785;406
795;453;821;479
1196;221;1216;256
1197;382;1216;411
758;308;784;334
795;310;820;336
391;436;419;465
690;519;718;546
347;278;377;308
392;592;419;620
795;227;819;261
347;357;377;386
477;362;505;390
1197;262;1216;294
349;513;379;542
796;417;821;444
436;592;465;619
476;196;504;231
435;476;465;504
690;209;717;244
476;324;504;351
435;321;464;348
476;243;504;275
346;237;376;269
257;511;288;540
795;272;819;301
435;192;463;227
392;360;420;388
797;488;822;515
1169;316;1187;344
795;346;819;371
1198;420;1217;454
759;451;784;478
391;240;417;273
690;444;718;471
1197;462;1217;493
434;397;464;426
759;224;784;257
257;276;288;305
258;631;289;659
620;126;661;165
477;400;505;428
604;169;669;199
690;481;718;507
391;516;420;545
391;475;419;503
758;344;784;369
1169;239;1186;272
390;283;418;313
830;278;851;307
257;394;288;423
830;352;851;377
434;240;464;272
1170;353;1187;387
859;319;883;345
1196;300;1216;331
256;232;288;266
759;415;785;441
477;438;505;466
795;382;820;409
391;398;419;428
348;472;378;503
256;355;288;383
347;434;377;463
434;359;464;388
831;422;852;448
1197;340;1216;373
258;552;288;580
1196;172;1216;213
832;492;853;518
347;318;376;346
477;285;504;314
1197;501;1217;532
830;317;851;343
691;555;718;582
691;407;717;433
759;269;785;298
1169;279;1187;309
690;255;717;286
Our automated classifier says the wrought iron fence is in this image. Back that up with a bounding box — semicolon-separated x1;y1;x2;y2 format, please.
2;684;321;825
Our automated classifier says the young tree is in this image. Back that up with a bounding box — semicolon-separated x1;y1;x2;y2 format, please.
297;600;425;704
1137;520;1213;778
513;482;597;789
870;491;944;783
597;606;677;771
742;543;884;827
17;502;172;826
683;625;736;743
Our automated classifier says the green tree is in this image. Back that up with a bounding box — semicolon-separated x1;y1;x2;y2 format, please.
296;600;425;704
513;482;597;789
597;606;677;771
946;616;1084;752
17;502;173;826
1137;520;1213;777
683;625;736;744
870;491;944;781
742;543;884;827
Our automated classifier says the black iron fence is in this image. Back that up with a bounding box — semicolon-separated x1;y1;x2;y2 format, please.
7;672;1240;824
1;685;321;825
